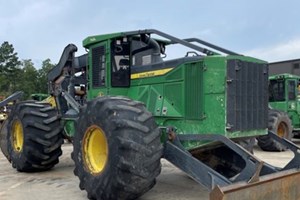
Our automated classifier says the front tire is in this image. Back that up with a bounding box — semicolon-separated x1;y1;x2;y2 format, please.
72;97;163;200
257;109;292;151
7;101;63;171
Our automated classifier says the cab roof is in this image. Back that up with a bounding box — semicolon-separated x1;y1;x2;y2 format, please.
83;30;172;49
82;29;239;56
269;73;300;80
83;32;123;48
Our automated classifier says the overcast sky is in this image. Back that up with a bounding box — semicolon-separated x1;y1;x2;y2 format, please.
1;0;300;67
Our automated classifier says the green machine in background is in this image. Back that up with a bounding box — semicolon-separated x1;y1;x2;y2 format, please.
258;73;300;151
31;93;49;101
1;29;300;200
269;73;300;128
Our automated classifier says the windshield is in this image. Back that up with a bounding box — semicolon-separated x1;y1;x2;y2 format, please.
269;79;285;102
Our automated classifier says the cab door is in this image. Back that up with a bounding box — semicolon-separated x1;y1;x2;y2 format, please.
286;79;300;128
269;78;286;110
287;79;297;112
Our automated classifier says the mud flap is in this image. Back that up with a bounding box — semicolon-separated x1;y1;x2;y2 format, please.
210;169;300;200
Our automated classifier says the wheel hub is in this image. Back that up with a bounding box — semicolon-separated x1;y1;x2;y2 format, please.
83;125;108;174
277;122;287;138
12;119;24;152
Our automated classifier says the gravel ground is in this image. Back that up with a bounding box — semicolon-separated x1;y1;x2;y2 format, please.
0;140;299;200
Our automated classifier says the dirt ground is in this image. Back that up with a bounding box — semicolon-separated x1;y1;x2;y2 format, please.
0;140;299;200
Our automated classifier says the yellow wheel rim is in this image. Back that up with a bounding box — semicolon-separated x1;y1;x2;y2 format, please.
12;119;24;152
83;125;108;174
277;122;286;138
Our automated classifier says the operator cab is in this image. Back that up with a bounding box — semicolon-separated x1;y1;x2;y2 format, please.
81;29;238;99
109;34;205;88
269;74;299;102
110;35;166;87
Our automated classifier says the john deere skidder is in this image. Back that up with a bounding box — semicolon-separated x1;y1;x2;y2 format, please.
257;73;300;152
1;29;300;200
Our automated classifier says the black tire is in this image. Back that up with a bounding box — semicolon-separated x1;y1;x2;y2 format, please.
72;97;163;200
0;119;10;161
257;109;292;151
236;137;255;154
7;101;63;172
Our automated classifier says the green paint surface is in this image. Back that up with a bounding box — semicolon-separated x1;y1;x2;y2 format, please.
64;32;268;150
269;73;300;129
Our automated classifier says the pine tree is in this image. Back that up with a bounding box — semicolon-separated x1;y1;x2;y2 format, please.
37;58;55;94
0;41;22;95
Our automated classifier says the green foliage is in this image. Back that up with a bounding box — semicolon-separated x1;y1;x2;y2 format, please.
0;41;55;100
19;59;39;99
0;41;22;96
37;59;54;94
0;42;21;73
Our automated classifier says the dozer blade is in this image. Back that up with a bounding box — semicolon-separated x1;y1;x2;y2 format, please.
210;168;300;200
163;131;300;200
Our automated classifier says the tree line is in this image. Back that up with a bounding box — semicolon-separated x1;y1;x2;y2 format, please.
0;41;55;100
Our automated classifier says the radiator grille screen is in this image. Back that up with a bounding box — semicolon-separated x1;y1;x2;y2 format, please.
226;60;268;132
92;46;105;87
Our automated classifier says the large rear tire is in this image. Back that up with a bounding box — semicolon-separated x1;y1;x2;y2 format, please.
72;97;163;200
236;137;255;154
257;109;292;151
0;119;10;161
6;101;63;171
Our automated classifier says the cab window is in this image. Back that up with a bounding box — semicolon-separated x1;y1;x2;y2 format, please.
111;39;130;87
288;80;296;100
269;79;285;102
